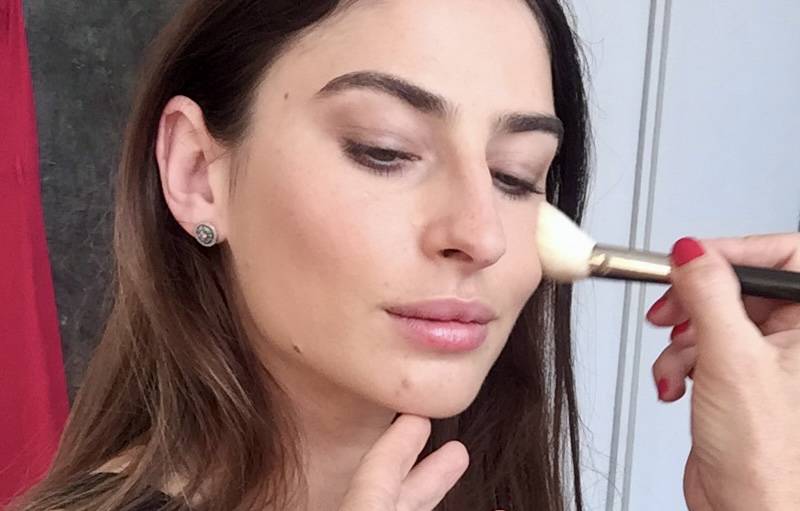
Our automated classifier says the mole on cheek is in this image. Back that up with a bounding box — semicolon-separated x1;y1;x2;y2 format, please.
284;92;290;100
292;344;302;355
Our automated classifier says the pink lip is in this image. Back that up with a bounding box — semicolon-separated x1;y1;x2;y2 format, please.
385;298;497;324
385;298;497;353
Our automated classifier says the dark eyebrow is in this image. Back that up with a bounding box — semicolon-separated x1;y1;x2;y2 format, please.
494;112;564;142
316;71;453;117
315;70;563;142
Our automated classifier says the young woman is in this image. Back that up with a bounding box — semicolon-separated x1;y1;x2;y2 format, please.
12;1;800;510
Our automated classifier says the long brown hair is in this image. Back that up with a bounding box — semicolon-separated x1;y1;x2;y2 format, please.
11;1;590;509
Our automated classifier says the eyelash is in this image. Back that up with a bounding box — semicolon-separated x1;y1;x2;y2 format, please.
341;139;546;200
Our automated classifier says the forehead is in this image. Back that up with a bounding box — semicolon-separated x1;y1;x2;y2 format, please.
266;0;554;115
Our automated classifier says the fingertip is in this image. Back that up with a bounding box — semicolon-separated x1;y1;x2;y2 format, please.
670;320;691;340
646;289;688;327
411;415;432;436
646;294;669;322
444;440;469;464
448;438;468;452
395;413;429;428
656;377;687;402
671;237;706;267
388;414;432;447
656;377;670;401
668;240;747;332
668;385;687;402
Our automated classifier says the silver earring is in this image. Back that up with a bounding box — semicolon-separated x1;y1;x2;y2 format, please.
194;223;218;247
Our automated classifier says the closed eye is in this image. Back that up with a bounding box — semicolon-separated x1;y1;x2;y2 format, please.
491;171;545;199
341;139;545;200
342;140;419;175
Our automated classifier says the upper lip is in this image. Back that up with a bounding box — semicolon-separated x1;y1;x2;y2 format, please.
385;298;498;324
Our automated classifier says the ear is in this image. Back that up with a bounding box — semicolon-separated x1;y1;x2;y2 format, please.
155;95;231;244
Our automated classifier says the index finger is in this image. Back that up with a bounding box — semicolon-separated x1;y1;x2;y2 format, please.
344;414;432;504
701;233;800;271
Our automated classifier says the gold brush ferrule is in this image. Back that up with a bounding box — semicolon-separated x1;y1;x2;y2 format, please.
588;244;672;284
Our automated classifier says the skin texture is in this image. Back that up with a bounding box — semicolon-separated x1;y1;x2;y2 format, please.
155;0;558;508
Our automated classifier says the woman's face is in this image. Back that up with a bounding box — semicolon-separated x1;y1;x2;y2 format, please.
226;0;559;418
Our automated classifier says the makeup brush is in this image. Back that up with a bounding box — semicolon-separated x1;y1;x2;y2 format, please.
536;201;800;302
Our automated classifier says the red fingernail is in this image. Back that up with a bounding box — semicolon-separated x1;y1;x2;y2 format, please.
657;378;669;400
671;237;705;266
646;295;668;319
670;320;690;340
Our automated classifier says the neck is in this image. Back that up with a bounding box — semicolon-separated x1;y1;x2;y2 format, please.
296;387;396;511
261;348;397;511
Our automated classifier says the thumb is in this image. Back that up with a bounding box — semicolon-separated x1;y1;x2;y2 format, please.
668;237;760;358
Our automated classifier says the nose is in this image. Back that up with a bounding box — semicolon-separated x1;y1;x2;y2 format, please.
421;163;507;270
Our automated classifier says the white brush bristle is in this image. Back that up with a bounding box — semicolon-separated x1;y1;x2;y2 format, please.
536;201;596;282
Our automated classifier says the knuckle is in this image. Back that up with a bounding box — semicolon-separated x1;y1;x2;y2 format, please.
741;233;763;244
677;257;739;297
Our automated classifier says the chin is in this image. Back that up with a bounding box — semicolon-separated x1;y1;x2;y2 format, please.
402;401;473;420
390;388;482;420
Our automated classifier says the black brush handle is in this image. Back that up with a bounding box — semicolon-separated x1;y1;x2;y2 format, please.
733;265;800;302
588;245;800;303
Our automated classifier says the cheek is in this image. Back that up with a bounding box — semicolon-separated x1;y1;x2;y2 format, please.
504;208;544;307
225;139;402;355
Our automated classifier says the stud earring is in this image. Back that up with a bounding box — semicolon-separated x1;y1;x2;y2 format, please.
194;223;218;247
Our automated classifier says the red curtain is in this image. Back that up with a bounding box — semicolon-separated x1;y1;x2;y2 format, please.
0;0;69;506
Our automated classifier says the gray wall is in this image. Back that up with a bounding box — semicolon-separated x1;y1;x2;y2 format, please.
571;1;800;509
23;0;179;401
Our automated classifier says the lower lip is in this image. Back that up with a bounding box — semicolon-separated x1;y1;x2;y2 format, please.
386;312;488;353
